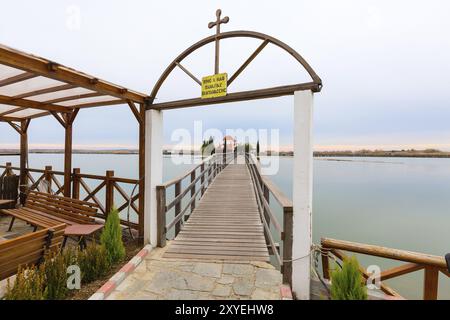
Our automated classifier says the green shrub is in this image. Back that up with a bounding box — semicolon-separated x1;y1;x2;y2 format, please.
100;208;125;264
330;256;368;300
79;244;111;283
42;251;68;300
4;265;46;300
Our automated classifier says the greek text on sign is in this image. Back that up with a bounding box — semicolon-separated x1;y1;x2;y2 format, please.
201;73;228;99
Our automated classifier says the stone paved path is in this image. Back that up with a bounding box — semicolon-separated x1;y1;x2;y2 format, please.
107;244;283;300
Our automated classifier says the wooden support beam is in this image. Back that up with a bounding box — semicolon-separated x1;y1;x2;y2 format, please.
228;40;269;86
19;119;30;204
0;45;147;103
50;111;67;128
0;94;72;113
149;82;320;110
175;62;202;86
0;72;36;87
43;92;103;104
7;121;22;134
127;101;142;124
0;107;24;117
13;84;75;99
62;109;78;197
380;263;424;281
423;267;439;300
73;99;125;109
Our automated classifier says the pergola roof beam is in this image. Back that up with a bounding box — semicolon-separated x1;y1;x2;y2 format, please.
43;92;103;104
0;45;147;104
13;84;76;99
0;94;72;113
0;72;37;87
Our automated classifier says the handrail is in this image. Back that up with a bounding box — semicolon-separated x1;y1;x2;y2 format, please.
321;237;450;300
245;153;293;285
155;152;236;247
160;154;216;189
1;162;142;235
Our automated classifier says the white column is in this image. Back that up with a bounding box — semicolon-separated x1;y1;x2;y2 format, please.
292;90;314;299
144;109;164;246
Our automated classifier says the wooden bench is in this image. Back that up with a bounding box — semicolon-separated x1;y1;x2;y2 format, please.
1;190;99;231
0;223;65;281
0;175;19;209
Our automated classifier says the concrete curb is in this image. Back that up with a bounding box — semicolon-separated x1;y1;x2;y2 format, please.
280;284;293;300
89;244;152;300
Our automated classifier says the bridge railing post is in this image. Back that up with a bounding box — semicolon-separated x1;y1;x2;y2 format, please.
44;165;52;194
200;163;205;197
190;170;196;215
156;185;167;247
175;181;181;236
282;206;293;286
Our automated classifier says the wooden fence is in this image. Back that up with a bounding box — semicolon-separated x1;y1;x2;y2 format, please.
0;162;141;232
245;153;293;285
155;153;235;247
321;237;450;300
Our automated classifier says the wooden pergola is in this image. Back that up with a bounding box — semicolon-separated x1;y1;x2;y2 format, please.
0;44;149;236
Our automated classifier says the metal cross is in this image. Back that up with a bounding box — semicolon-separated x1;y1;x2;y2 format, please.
208;9;229;74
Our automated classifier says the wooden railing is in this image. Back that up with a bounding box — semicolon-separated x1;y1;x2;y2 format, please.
245;153;293;285
0;162;141;232
321;237;450;300
156;153;235;247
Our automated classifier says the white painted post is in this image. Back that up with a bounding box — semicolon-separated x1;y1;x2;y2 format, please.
144;109;164;246
292;90;314;299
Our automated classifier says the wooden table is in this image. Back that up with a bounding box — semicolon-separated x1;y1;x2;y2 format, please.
63;224;104;250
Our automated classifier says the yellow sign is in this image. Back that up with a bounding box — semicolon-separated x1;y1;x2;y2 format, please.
201;73;228;99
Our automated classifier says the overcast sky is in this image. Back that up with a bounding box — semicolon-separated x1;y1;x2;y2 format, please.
1;0;450;150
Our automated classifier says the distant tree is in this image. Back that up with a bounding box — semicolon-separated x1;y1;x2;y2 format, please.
256;140;260;157
244;143;252;154
201;136;215;158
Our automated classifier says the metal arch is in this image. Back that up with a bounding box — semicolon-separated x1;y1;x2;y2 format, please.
149;30;322;102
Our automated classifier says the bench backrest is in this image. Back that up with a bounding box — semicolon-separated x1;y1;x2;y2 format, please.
0;175;19;201
25;191;98;224
0;223;66;281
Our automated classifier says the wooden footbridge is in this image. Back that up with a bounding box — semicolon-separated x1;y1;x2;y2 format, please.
156;153;294;284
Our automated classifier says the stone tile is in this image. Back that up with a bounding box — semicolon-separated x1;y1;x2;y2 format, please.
193;263;222;278
223;263;254;276
115;277;147;293
177;263;195;272
198;292;215;300
255;269;282;288
216;275;234;285
165;289;199;300
251;288;280;300
144;270;188;294
212;284;232;297
232;277;254;296
129;291;159;300
184;273;215;292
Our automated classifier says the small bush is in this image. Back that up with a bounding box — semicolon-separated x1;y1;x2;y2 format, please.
4;265;46;300
42;251;69;300
79;244;111;283
330;256;368;300
100;208;125;264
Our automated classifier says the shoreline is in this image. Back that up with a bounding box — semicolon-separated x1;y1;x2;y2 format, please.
1;150;450;159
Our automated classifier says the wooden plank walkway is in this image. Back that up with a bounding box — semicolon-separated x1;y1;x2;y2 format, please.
164;163;269;262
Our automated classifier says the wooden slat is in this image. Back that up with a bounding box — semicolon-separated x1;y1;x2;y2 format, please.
164;163;269;262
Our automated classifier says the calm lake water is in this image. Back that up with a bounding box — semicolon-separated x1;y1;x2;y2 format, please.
1;154;449;299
